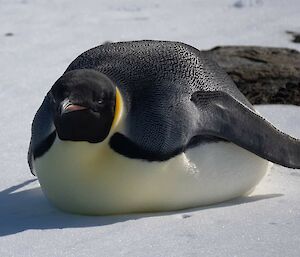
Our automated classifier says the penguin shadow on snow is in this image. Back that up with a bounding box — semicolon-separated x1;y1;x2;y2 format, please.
0;179;283;237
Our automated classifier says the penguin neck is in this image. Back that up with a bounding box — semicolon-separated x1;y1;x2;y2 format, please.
110;87;124;133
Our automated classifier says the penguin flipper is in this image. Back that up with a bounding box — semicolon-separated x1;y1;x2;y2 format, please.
28;93;56;175
191;90;300;169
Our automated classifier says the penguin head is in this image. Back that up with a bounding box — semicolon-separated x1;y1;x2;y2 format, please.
50;69;117;143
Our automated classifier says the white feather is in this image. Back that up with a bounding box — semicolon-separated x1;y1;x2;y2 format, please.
35;138;271;215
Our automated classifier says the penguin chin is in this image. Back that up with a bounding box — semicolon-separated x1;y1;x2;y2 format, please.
54;109;112;143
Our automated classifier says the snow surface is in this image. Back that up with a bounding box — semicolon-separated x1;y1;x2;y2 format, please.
0;0;300;256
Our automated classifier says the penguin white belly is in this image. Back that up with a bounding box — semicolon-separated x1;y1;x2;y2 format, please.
35;138;271;215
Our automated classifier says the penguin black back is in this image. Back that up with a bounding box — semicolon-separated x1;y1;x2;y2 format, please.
65;41;252;158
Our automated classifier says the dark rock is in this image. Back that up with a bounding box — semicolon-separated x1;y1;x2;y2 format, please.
292;34;300;43
286;31;300;44
205;46;300;105
102;41;112;45
5;32;14;37
233;0;244;8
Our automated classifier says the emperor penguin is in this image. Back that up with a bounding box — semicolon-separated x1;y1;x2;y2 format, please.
28;40;300;215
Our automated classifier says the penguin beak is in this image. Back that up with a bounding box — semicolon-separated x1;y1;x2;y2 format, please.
61;99;88;115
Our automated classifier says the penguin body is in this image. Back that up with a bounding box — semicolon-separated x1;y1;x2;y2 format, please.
29;41;300;215
35;139;269;215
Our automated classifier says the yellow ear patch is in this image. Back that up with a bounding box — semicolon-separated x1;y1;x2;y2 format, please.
111;87;123;129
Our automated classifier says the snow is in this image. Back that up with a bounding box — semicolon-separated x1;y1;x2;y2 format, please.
0;0;299;256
